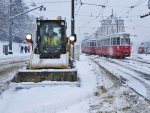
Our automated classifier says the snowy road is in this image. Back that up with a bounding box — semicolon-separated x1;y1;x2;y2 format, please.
0;54;30;92
0;54;150;113
89;55;150;100
0;56;30;65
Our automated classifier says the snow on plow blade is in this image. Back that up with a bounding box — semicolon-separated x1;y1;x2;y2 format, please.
10;69;79;88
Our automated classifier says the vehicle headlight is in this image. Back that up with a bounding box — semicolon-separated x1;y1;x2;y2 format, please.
26;34;32;40
69;36;75;41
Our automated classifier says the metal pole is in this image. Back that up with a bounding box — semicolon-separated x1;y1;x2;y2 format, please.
71;0;75;59
9;0;12;52
117;20;118;33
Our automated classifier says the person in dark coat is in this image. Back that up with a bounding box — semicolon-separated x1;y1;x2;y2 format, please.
20;45;24;54
24;45;27;53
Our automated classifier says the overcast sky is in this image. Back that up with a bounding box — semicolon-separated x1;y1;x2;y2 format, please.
23;0;150;44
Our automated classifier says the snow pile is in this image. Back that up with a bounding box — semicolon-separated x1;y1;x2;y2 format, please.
0;54;98;113
89;85;150;113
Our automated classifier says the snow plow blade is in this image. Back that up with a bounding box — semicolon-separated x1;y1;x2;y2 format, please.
10;69;79;88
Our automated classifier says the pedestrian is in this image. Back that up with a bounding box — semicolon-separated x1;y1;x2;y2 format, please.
27;45;31;53
24;45;27;53
20;45;24;54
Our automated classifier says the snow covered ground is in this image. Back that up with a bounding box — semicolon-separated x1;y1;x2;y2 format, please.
0;42;150;113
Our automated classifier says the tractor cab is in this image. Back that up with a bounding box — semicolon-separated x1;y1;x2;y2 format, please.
35;20;67;58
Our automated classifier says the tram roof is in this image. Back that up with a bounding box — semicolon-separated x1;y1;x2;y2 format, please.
98;32;130;39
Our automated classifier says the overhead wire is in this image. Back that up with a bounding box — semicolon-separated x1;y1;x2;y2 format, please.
127;17;150;28
80;0;108;28
119;0;147;18
75;0;82;18
25;0;150;36
29;0;47;18
123;0;150;29
78;0;149;38
25;1;69;4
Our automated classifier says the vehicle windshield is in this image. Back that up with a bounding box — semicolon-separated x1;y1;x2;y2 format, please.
121;38;130;45
39;22;62;54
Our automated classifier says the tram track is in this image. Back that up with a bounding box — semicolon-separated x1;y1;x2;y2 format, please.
89;56;150;102
107;58;150;80
121;58;150;68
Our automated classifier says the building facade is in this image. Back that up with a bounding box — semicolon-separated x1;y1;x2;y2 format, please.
96;12;125;37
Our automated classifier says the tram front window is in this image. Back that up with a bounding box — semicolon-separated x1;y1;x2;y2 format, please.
121;38;130;45
39;22;62;54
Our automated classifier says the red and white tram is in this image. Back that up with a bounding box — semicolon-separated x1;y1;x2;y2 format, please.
95;33;131;58
81;33;131;59
81;39;96;54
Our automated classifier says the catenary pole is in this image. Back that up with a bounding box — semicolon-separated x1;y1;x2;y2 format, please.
71;0;75;59
9;0;12;53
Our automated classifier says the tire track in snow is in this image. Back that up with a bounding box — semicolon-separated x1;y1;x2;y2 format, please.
99;58;150;101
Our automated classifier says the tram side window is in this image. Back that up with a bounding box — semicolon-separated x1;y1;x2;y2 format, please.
105;39;107;46
104;40;106;46
106;39;110;45
111;38;113;45
101;40;103;46
94;41;96;46
104;39;106;46
105;39;108;46
90;42;92;47
113;38;117;45
98;40;100;46
117;37;120;45
90;41;95;47
108;39;110;45
102;40;104;46
103;40;105;46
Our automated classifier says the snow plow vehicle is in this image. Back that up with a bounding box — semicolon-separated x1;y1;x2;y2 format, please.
10;18;79;88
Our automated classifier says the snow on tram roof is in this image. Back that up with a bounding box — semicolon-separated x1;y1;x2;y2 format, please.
81;38;96;42
97;32;130;39
88;38;97;41
82;32;130;42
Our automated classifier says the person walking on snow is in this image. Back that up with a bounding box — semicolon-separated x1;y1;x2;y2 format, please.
27;45;31;53
20;45;24;54
24;45;27;53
